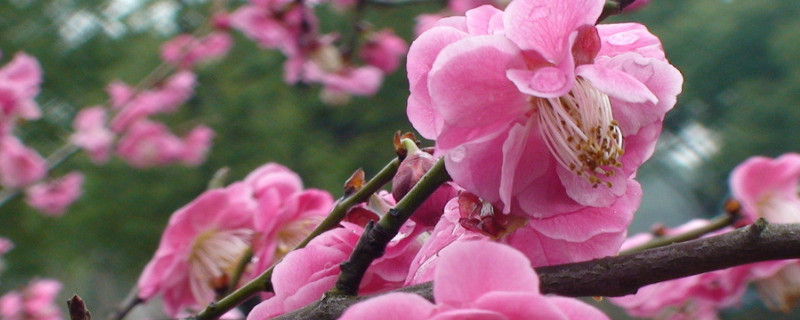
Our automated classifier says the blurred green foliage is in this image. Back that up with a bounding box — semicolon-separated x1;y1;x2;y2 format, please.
0;0;799;318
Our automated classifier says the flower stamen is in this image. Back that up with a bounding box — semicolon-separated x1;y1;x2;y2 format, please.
188;228;254;304
535;78;623;187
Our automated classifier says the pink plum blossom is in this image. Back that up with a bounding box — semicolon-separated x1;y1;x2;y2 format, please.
729;153;800;226
161;32;233;68
246;221;423;319
0;52;42;134
341;241;609;320
116;120;213;168
70;106;114;164
137;182;260;316
405;196;491;285
179;125;215;166
406;0;681;262
729;153;800;312
0;278;62;320
360;29;408;74
295;43;385;104
110;71;196;132
245;163;335;273
609;220;751;319
230;0;316;56
0;135;46;188
24;171;84;217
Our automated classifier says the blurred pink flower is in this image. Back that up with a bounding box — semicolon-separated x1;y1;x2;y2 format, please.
610;220;751;319
137;183;259;316
729;153;800;312
70;106;114;164
246;163;334;273
230;0;315;56
24;171;84;217
413;14;446;37
0;278;62;320
110;71;196;132
246;221;423;319
0;135;46;188
342;241;609;320
0;237;12;256
116;120;212;168
179;125;215;166
730;153;800;226
0;52;42;134
360;29;408;74
161;32;233;68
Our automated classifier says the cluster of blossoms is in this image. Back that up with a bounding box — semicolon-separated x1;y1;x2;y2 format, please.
228;0;408;105
0;51;85;216
131;0;689;318
137;163;334;316
2;24;231;215
611;153;800;319
0;278;62;320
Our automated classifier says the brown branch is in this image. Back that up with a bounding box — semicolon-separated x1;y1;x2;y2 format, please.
276;221;800;320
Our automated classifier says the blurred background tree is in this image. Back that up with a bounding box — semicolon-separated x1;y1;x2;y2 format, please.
0;0;799;318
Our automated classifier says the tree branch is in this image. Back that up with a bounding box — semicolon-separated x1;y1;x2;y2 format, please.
276;221;800;320
332;158;450;295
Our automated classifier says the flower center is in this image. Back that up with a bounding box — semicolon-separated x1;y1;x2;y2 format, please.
756;192;800;223
534;78;623;188
274;215;324;261
188;228;254;304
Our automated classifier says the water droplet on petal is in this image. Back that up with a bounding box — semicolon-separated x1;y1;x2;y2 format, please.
449;146;466;162
608;33;638;46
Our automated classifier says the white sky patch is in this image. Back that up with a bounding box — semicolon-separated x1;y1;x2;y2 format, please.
128;0;180;36
663;121;721;171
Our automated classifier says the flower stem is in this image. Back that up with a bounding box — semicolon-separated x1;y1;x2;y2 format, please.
619;213;736;255
333;158;450;295
192;157;400;320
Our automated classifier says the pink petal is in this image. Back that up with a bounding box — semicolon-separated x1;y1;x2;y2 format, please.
503;0;603;63
428;35;527;144
498;118;548;212
430;309;507;320
406;26;469;139
339;293;435;320
556;163;627;208
434;241;539;306
503;225;627;267
515;163;584;218
576;64;657;104
549;296;610;320
525;181;639;242
597;53;683;135
506;63;574;98
474;292;566;319
597;23;666;61
465;5;505;35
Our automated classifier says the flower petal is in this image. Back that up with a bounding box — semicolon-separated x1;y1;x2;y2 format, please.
429;35;527;140
503;0;603;63
434;241;539;306
407;27;470;139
